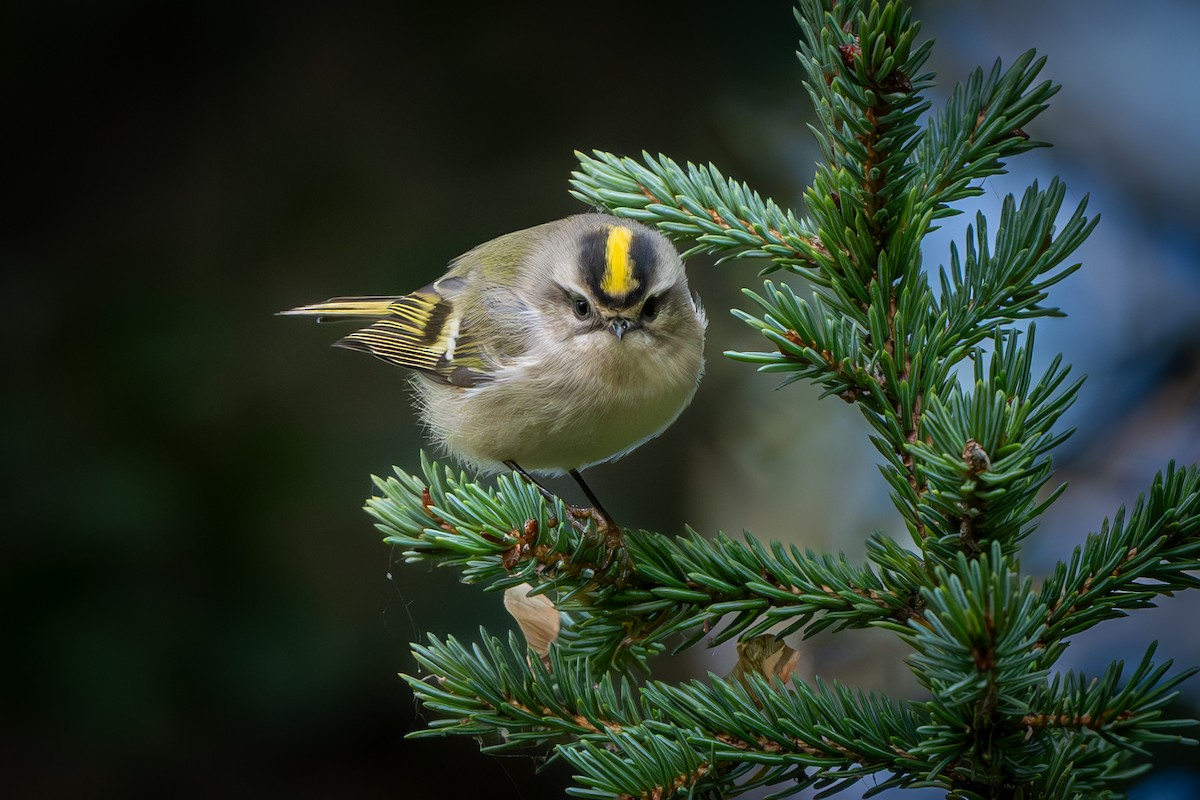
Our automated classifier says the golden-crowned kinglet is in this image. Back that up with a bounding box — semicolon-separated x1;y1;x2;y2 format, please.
282;215;706;479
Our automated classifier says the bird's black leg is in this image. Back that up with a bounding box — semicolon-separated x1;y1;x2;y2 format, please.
505;462;625;571
568;468;627;574
503;460;556;504
568;469;616;529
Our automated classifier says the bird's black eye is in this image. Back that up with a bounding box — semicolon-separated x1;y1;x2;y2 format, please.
641;295;659;320
572;296;591;319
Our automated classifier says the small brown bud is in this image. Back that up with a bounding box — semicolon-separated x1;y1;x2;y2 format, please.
838;42;861;69
962;439;991;476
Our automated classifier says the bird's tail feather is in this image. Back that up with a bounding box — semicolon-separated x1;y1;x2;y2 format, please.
277;296;401;322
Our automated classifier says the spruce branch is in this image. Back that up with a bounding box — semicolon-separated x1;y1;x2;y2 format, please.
1012;646;1200;798
405;629;934;798
372;1;1200;796
902;547;1198;796
916;49;1059;219
908;327;1081;564
1039;462;1200;647
368;454;926;671
367;451;615;593
1029;643;1199;751
623;527;925;644
570;149;825;274
904;544;1054;786
935;179;1098;344
794;0;934;244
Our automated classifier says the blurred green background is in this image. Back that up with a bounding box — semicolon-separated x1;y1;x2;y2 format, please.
7;1;1200;798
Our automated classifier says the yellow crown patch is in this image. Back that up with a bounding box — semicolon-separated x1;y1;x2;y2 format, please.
601;226;638;298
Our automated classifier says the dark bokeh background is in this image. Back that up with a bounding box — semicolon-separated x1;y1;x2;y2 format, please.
7;1;1199;798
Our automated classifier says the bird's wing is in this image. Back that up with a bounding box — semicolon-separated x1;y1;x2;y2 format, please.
330;277;494;387
281;228;542;387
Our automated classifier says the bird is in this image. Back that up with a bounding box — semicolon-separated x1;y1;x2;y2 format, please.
281;214;706;522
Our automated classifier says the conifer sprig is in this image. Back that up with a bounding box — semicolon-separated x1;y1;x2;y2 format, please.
1039;462;1200;647
570;149;824;272
369;455;926;671
915;49;1059;218
372;1;1200;796
406;629;933;798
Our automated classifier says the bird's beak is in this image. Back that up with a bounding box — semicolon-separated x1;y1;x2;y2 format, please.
608;318;635;340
